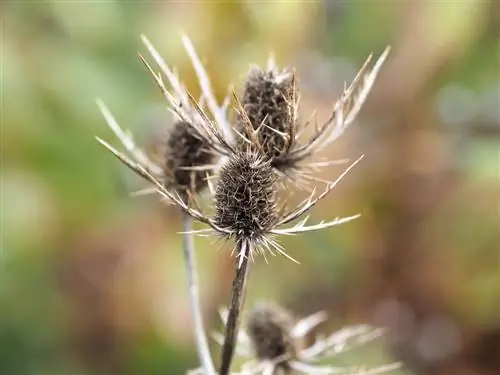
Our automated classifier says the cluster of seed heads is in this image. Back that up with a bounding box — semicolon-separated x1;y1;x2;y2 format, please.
95;34;395;375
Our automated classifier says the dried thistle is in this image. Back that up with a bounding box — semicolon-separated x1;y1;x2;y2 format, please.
246;302;299;374
163;120;215;196
95;34;231;375
137;142;361;375
214;152;278;248
237;63;296;161
95;33;232;201
211;302;402;375
99;90;363;375
153;151;362;267
95;34;392;375
234;49;391;183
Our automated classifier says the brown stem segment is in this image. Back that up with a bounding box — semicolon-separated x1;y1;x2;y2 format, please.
219;241;251;375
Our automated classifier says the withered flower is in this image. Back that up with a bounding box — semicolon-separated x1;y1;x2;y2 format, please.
95;34;232;200
234;50;390;182
95;34;392;375
95;35;231;375
211;302;401;375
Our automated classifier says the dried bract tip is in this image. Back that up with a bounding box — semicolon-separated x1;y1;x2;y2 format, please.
238;66;297;160
214;152;277;242
163;121;214;195
247;302;298;373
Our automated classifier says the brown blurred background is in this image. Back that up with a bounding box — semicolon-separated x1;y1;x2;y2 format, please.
1;1;499;375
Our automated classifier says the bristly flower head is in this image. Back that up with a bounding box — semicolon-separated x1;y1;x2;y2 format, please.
246;302;300;374
211;302;402;375
234;50;391;183
95;35;231;200
163;120;215;195
237;61;297;162
151;150;362;267
214;152;277;243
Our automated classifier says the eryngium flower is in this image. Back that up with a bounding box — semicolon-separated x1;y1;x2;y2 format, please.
163;120;214;195
150;149;362;267
234;49;390;181
212;303;402;375
246;302;299;374
237;63;296;161
214;152;277;243
96;101;215;199
95;35;230;199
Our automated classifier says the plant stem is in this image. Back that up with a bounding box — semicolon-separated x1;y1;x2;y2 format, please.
219;242;251;375
182;213;216;375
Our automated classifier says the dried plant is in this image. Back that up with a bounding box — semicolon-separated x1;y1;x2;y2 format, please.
144;143;362;375
209;302;401;375
95;34;393;375
234;50;390;184
95;34;230;375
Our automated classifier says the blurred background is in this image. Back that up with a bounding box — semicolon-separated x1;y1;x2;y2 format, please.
1;1;499;374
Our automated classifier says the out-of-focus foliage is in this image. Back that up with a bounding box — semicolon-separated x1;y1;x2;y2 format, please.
1;1;498;375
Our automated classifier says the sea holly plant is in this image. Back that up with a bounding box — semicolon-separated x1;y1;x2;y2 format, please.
95;34;392;375
234;49;390;185
206;301;402;375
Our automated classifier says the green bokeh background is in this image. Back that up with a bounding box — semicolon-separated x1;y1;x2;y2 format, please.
1;1;499;375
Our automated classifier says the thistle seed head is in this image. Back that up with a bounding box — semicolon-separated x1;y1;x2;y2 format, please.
247;302;299;372
238;66;297;160
163;121;214;195
213;152;277;241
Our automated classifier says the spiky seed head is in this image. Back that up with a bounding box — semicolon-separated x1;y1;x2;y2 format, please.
238;66;296;160
163;121;214;195
247;302;299;372
214;152;277;242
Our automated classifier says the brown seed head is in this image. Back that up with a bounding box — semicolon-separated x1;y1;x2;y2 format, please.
247;302;298;372
163;121;214;195
238;66;296;160
213;152;277;242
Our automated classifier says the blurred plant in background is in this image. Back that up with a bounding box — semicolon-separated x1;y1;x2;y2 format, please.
1;1;498;375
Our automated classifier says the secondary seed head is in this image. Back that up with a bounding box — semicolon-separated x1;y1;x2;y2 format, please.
163;121;214;195
213;152;277;241
247;302;298;372
238;66;297;160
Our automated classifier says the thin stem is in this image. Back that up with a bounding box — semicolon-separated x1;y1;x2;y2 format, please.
182;213;216;375
219;241;252;375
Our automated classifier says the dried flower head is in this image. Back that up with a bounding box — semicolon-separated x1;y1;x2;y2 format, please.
163;120;215;195
214;152;277;243
237;63;296;161
212;303;402;375
95;35;230;199
95;35;393;375
234;50;391;183
246;302;299;374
